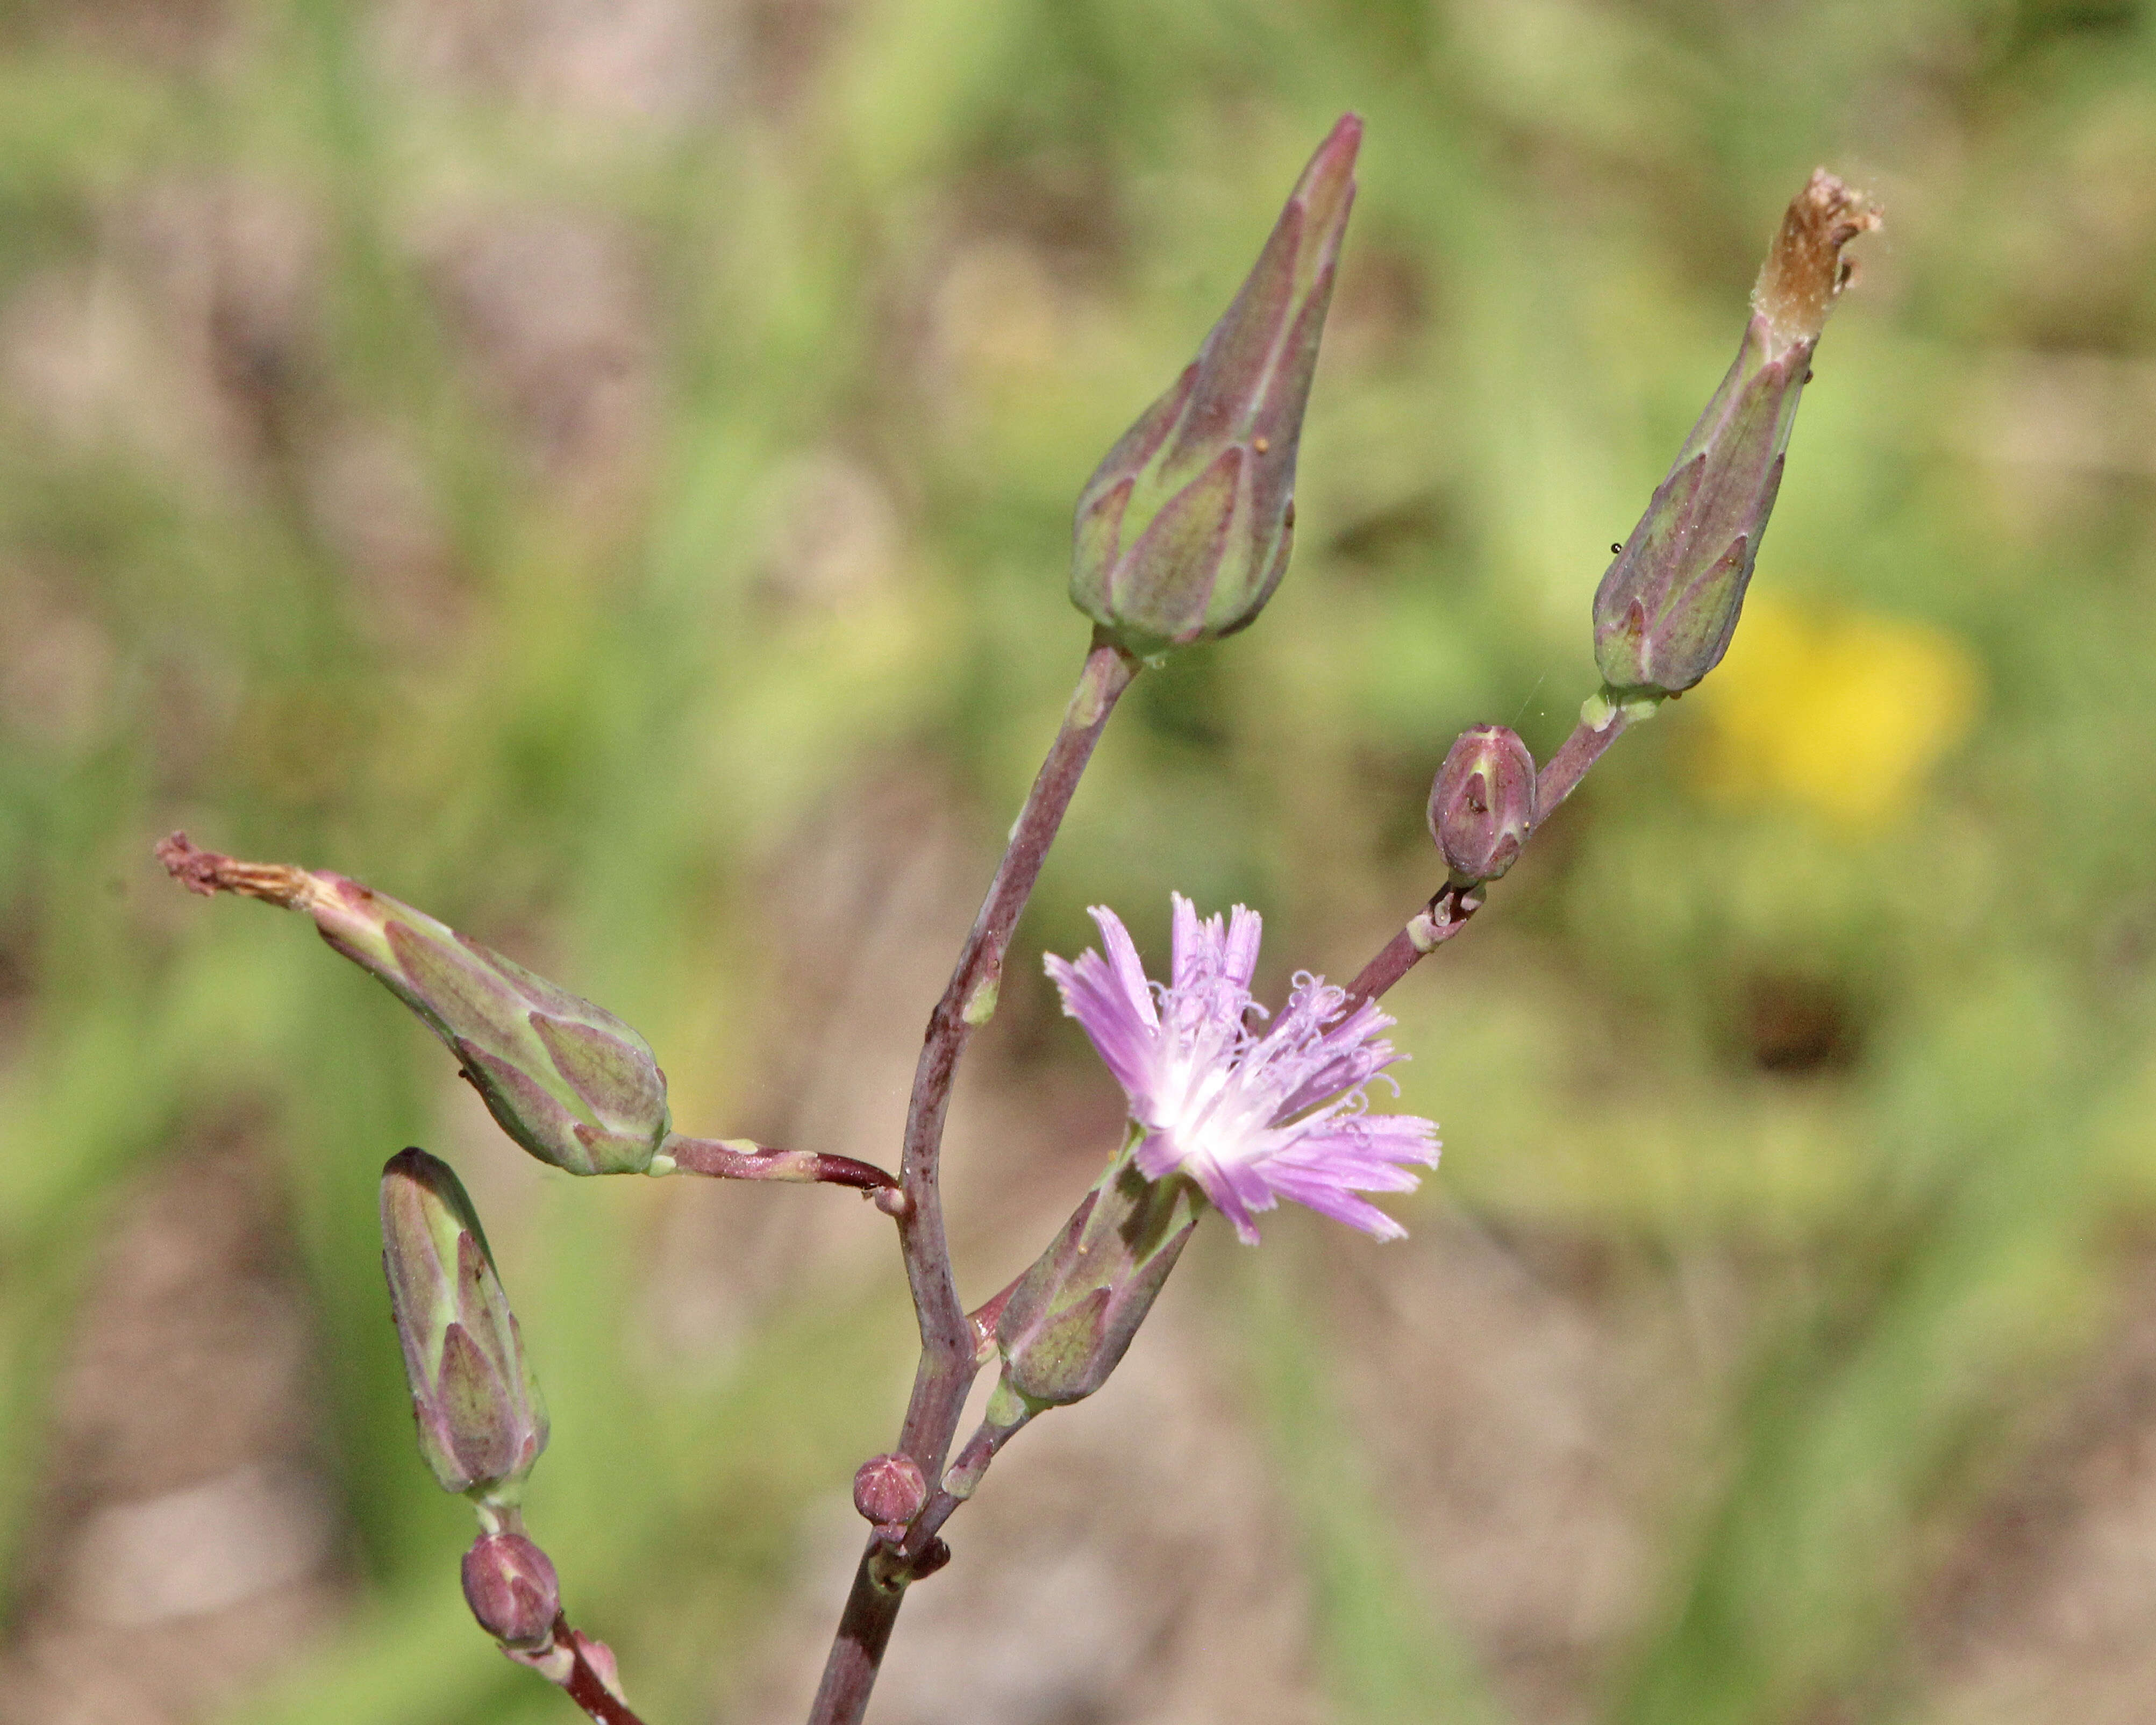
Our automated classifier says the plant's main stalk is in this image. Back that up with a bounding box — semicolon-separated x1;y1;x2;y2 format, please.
815;113;1365;1725
808;636;1141;1725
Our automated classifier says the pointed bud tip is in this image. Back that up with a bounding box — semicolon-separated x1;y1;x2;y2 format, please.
383;1144;449;1187
1311;112;1363;174
1070;116;1361;655
1753;169;1881;354
1291;113;1362;246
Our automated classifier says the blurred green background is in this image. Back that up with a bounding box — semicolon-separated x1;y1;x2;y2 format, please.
3;0;2155;1721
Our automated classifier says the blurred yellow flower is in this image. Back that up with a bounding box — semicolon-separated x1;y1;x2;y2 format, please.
1690;593;1982;829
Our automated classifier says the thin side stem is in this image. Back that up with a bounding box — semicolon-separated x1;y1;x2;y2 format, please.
1534;704;1635;816
661;1134;896;1192
901;1408;1027;1557
808;634;1141;1725
1342;703;1639;1007
559;1637;644;1725
1340;882;1483;1008
510;1616;647;1725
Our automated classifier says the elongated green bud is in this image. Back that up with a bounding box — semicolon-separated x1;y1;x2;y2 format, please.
159;834;669;1176
934;1158;1200;1509
1069;115;1360;657
994;1154;1199;1412
1593;172;1880;698
380;1148;548;1503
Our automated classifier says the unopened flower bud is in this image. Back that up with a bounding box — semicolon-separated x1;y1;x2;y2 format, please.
852;1453;926;1533
1429;725;1537;885
996;1158;1199;1409
380;1148;548;1501
1069;115;1360;656
158;833;670;1175
1593;171;1880;698
462;1533;560;1651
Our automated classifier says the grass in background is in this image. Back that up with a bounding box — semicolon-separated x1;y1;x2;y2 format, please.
3;0;2155;1720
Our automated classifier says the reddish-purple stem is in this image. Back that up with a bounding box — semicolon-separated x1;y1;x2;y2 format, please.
896;1412;1024;1558
808;635;1141;1725
808;682;1623;1722
1340;882;1483;1008
1534;706;1634;817
663;1135;896;1192
546;1621;646;1725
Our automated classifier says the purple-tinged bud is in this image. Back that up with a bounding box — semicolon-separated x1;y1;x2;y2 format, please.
995;1158;1199;1410
380;1148;548;1501
1069;116;1361;657
462;1533;561;1651
1593;172;1880;698
852;1453;926;1534
1428;725;1538;885
159;833;670;1175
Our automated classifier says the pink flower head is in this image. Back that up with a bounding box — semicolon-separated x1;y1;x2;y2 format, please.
1045;895;1439;1244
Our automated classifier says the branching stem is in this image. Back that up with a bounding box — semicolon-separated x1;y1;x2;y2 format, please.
807;633;1141;1725
806;678;1628;1722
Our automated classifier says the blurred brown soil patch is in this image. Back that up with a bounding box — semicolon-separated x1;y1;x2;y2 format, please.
1914;1246;2156;1725
0;1135;346;1725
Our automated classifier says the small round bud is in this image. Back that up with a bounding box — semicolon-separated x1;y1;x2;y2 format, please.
1428;726;1538;886
461;1533;561;1651
852;1452;927;1530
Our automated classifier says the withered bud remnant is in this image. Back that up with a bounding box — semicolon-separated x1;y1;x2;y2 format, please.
1592;172;1880;700
1754;169;1880;354
158;834;899;1194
